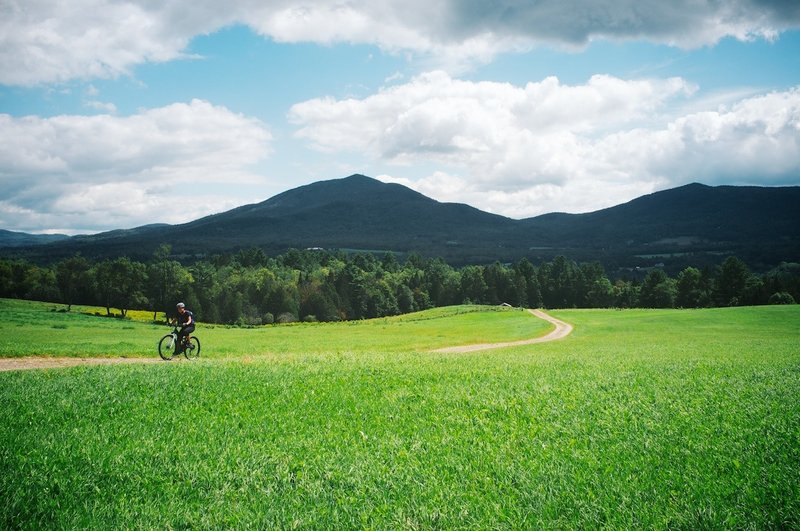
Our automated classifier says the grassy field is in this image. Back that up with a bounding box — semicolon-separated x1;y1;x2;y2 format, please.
0;298;546;358
1;299;798;528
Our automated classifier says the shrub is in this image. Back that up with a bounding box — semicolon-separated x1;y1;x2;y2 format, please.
768;291;796;305
276;312;298;324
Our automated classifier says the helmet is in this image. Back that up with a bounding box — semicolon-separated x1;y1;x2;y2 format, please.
176;302;185;309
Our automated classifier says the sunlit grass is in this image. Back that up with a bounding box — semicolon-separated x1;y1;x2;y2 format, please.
1;301;798;528
0;299;547;358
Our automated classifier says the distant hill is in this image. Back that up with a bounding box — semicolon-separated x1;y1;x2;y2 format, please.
0;229;69;247
173;174;514;258
520;182;800;271
2;174;799;273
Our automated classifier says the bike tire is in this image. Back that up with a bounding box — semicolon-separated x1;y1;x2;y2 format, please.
158;334;176;360
184;336;201;360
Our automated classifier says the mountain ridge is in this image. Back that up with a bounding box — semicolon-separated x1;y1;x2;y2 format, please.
0;229;70;247
2;175;799;272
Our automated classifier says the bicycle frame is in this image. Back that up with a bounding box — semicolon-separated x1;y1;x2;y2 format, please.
158;325;200;360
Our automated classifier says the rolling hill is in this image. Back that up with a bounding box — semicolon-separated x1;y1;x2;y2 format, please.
2;174;799;272
0;229;69;247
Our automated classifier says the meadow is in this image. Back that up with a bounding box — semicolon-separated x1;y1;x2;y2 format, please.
0;299;545;358
1;298;798;528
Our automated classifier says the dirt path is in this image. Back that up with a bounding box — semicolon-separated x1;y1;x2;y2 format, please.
0;310;573;372
431;309;573;354
0;356;167;372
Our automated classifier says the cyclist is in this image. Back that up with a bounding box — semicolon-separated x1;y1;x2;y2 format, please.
175;302;195;351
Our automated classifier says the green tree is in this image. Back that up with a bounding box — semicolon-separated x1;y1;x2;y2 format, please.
235;247;268;268
581;262;613;308
715;256;751;306
147;244;191;320
511;269;529;308
381;252;400;273
613;280;639;308
424;258;458;307
21;264;59;302
763;262;800;303
56;255;91;311
460;265;488;304
585;277;615;308
639;269;677;308
412;288;432;311
367;277;399;318
483;262;515;305
220;290;245;324
93;257;148;316
742;275;766;306
514;258;541;308
188;261;219;322
299;278;340;322
396;284;415;314
538;256;581;308
0;260;11;297
676;267;703;308
265;281;300;321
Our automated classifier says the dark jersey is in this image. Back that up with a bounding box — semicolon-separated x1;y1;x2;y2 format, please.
178;310;194;326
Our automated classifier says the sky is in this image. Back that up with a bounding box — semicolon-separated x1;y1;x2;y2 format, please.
1;1;800;235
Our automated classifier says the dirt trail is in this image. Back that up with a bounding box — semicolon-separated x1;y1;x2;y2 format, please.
431;309;573;354
0;310;573;372
0;356;166;372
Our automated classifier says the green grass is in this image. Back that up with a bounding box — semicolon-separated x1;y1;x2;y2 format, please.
0;298;546;358
1;300;798;528
0;299;169;358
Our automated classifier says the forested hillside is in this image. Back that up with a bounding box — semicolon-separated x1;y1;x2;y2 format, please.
3;175;798;272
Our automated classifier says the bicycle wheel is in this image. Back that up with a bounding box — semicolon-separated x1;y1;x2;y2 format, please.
158;334;176;360
184;336;201;360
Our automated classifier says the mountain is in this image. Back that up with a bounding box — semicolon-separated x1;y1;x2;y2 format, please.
8;174;518;263
520;182;800;270
171;174;515;258
2;174;799;272
0;229;70;247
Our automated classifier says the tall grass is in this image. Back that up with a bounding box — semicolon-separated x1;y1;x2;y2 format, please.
1;301;798;528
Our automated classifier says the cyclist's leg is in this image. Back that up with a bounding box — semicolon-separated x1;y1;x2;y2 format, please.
177;329;187;350
179;325;195;349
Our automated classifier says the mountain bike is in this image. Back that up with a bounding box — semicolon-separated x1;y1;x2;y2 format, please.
158;326;201;360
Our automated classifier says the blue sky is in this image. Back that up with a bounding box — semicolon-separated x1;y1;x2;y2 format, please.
1;1;799;234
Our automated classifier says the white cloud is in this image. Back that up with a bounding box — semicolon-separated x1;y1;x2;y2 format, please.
85;100;118;113
290;72;690;179
292;72;800;217
0;0;206;86
594;88;800;186
2;0;799;86
290;71;694;160
0;99;273;232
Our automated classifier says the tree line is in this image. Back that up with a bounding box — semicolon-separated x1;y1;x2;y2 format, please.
0;245;797;324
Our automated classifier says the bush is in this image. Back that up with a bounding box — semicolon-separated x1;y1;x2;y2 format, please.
276;312;298;324
262;312;275;325
768;292;796;305
235;315;262;327
302;314;318;323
